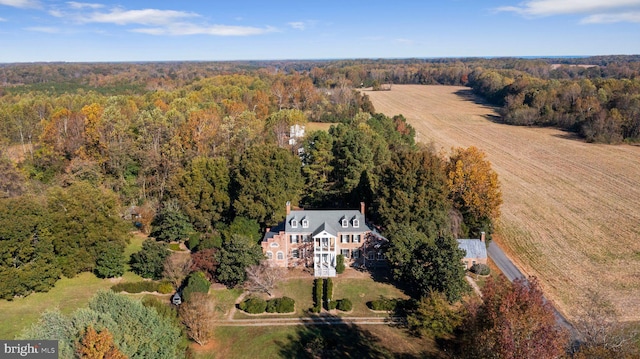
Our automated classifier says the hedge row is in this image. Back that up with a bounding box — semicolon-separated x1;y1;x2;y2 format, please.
312;278;323;313
239;296;295;314
368;298;401;311
110;280;173;294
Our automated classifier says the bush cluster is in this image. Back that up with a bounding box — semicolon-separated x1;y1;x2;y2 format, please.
336;298;352;312
368;298;401;311
157;281;174;294
335;254;345;274
325;278;333;310
239;296;295;314
111;281;160;293
266;297;295;313
470;263;490;275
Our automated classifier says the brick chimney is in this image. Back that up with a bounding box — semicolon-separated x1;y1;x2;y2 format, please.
480;231;486;242
360;202;365;215
286;201;291;215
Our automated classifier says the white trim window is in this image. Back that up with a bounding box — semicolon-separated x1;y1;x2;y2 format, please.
352;218;359;228
352;249;360;259
302;218;309;228
270;242;279;247
341;249;350;258
290;234;298;244
277;251;284;260
266;251;273;259
353;234;361;243
292;249;299;258
341;234;349;243
291;218;298;228
341;217;348;228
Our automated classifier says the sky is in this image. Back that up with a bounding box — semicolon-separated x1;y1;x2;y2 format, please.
0;0;639;62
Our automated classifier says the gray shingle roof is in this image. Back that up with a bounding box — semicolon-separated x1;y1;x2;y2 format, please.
457;239;487;259
287;209;367;235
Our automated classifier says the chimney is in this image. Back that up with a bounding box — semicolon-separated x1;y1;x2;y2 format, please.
360;202;365;215
286;201;291;215
480;231;486;242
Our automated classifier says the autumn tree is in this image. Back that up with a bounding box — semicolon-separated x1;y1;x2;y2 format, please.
244;261;285;297
265;109;307;147
179;292;216;346
163;252;192;289
459;276;569;359
76;326;127;359
0;155;25;198
190;248;218;282
446;146;502;238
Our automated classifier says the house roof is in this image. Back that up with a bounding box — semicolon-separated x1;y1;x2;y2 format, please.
286;209;367;235
457;239;487;259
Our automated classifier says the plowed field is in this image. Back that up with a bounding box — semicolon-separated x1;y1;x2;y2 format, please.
364;85;640;321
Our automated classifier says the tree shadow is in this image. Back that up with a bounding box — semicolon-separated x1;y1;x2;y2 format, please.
453;88;495;108
277;314;439;359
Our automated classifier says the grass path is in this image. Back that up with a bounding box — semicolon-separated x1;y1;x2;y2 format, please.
365;85;640;321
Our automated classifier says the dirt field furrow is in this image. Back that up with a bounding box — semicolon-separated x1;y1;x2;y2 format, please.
364;85;640;321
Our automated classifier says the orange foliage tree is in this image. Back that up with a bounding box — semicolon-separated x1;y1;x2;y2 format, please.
76;326;127;359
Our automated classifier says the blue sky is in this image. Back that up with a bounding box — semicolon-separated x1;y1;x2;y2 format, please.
0;0;639;62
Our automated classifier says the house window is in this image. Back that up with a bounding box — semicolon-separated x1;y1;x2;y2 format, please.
341;217;348;228
341;234;349;243
292;249;299;258
290;235;298;244
377;252;385;260
341;249;350;258
266;251;273;260
353;234;361;243
302;218;309;228
277;251;284;260
352;218;359;228
367;251;375;260
270;242;279;248
291;218;298;228
303;235;311;243
352;249;360;259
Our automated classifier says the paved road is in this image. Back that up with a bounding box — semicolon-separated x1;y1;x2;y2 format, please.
487;241;525;281
488;241;580;341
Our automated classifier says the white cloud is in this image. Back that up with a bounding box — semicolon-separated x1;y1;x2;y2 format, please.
26;26;60;33
66;1;104;9
131;23;277;36
581;11;640;23
396;38;414;45
497;0;640;16
288;21;305;30
0;17;6;21
0;0;40;8
80;8;198;26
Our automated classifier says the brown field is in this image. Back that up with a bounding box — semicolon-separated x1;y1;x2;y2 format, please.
364;85;640;321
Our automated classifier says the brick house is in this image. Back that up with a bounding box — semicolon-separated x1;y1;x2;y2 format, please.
457;232;487;270
261;202;387;277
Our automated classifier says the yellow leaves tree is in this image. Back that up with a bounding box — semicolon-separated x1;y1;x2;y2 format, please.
79;103;106;162
76;326;127;359
446;146;502;237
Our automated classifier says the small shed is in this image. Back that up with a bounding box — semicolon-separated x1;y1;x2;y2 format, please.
457;232;487;270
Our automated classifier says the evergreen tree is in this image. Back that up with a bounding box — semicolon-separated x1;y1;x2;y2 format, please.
94;242;125;278
216;234;264;287
150;204;194;243
130;239;170;279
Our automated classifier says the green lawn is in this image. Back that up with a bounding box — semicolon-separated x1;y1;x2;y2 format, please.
0;233;146;339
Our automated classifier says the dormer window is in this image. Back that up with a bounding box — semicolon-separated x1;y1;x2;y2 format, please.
341;217;348;228
302;218;309;228
352;217;359;228
291;218;298;228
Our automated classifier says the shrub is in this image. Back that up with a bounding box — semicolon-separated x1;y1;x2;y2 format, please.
168;243;182;251
335;254;345;274
185;233;200;251
313;278;323;312
240;297;267;314
328;301;337;310
110;281;159;293
182;271;210;302
368;298;400;311
325;278;333;310
471;263;490;275
157;281;174;294
266;297;295;313
336;298;352;312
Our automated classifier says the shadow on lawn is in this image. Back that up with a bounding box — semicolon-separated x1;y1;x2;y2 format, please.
277;314;440;359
